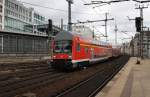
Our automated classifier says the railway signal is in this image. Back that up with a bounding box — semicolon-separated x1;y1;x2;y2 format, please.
135;17;142;32
48;19;53;35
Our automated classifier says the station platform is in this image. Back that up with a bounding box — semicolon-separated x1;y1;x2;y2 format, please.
96;57;150;97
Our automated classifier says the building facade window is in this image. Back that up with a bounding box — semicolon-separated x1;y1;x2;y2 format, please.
0;5;2;13
14;4;18;11
4;17;33;33
4;0;47;35
0;25;2;30
0;0;3;3
0;15;2;23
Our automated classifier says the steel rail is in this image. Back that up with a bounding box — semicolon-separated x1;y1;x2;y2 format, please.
54;56;129;97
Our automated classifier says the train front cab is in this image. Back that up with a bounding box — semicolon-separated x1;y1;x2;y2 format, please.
51;31;113;70
51;36;91;70
51;40;74;70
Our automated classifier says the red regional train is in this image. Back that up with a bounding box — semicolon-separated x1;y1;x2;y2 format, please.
50;31;120;70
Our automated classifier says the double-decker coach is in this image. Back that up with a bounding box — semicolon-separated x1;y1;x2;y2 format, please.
50;31;113;70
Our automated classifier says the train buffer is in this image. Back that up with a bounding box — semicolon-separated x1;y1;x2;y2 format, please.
96;57;150;97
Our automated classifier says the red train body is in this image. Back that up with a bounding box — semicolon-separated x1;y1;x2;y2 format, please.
50;31;120;70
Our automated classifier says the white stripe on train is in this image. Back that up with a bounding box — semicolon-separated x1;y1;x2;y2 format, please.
72;57;110;64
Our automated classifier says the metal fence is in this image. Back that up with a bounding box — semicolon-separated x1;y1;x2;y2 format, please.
0;32;49;55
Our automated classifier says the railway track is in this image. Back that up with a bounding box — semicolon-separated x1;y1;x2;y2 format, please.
0;56;129;97
0;66;48;79
0;62;67;97
0;73;66;97
54;56;129;97
0;61;48;71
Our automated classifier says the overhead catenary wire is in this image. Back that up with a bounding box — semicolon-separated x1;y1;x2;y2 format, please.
84;0;130;6
79;1;109;29
94;26;106;37
20;0;109;30
20;1;103;15
79;0;105;16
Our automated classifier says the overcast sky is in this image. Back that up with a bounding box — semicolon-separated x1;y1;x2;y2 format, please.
20;0;150;45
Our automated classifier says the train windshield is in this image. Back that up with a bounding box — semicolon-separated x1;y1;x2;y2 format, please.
54;41;72;53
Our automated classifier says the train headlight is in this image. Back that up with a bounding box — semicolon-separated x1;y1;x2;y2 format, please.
69;56;72;58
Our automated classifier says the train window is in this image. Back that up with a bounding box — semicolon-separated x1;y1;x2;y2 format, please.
54;41;62;53
63;41;72;53
85;48;88;53
76;43;80;51
54;41;72;53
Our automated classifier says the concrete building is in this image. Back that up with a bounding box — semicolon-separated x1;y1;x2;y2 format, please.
132;33;139;57
0;0;47;35
125;31;150;58
0;0;63;59
121;42;132;55
0;0;5;30
140;31;150;58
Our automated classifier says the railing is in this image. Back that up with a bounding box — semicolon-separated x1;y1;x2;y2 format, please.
0;32;50;58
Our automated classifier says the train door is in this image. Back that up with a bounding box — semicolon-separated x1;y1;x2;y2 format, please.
73;43;81;60
91;48;94;59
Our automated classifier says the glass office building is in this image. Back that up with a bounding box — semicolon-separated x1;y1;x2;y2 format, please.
1;0;47;35
0;0;4;30
34;12;46;25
